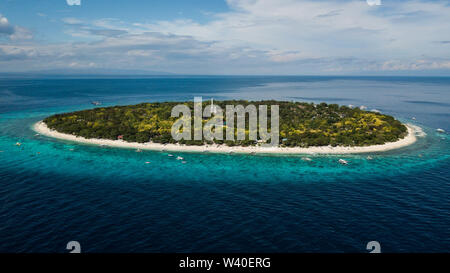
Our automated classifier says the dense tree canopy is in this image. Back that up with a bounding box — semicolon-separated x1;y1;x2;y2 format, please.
44;100;407;147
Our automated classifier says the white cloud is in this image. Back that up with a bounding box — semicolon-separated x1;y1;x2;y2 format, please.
0;14;33;41
0;15;15;35
268;50;306;63
66;0;81;6
381;59;450;71
126;49;156;57
69;61;95;68
10;26;33;41
62;17;84;25
0;46;38;61
367;0;382;7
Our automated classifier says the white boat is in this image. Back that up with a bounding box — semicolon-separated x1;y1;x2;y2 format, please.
302;157;312;161
436;128;445;133
145;161;151;164
367;156;373;160
168;154;174;157
176;156;184;160
15;142;21;146
339;159;348;165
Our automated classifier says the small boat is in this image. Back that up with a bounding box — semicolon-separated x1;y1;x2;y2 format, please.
339;159;348;165
145;161;151;164
411;117;416;120
367;156;373;160
168;154;174;157
91;101;102;106
15;142;21;146
436;128;445;133
176;156;184;160
34;133;40;136
302;157;312;161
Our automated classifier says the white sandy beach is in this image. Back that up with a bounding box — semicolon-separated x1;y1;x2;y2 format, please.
33;121;417;154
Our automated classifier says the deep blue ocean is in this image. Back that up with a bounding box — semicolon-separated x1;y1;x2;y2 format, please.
0;76;448;253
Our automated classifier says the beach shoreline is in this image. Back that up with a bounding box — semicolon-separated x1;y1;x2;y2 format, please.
33;121;417;154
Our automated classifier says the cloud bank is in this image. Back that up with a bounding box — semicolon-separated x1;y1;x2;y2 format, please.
1;0;450;74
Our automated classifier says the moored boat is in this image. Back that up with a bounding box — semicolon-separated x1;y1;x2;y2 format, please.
339;159;348;165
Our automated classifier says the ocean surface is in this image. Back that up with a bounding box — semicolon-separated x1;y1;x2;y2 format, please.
0;76;448;253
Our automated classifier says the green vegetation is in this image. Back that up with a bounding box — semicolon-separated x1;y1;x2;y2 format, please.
43;100;407;147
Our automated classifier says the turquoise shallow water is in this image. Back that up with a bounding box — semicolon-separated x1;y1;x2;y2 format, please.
0;77;449;252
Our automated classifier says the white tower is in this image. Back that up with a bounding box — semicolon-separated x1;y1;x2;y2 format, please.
211;98;218;114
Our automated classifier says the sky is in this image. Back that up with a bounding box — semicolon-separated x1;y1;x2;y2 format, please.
0;0;449;75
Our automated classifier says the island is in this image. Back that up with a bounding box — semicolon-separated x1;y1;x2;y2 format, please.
34;100;417;154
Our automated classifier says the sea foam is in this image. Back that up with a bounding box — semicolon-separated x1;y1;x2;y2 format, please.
408;124;427;137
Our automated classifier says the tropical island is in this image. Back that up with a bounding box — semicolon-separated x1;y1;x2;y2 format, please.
34;100;416;154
